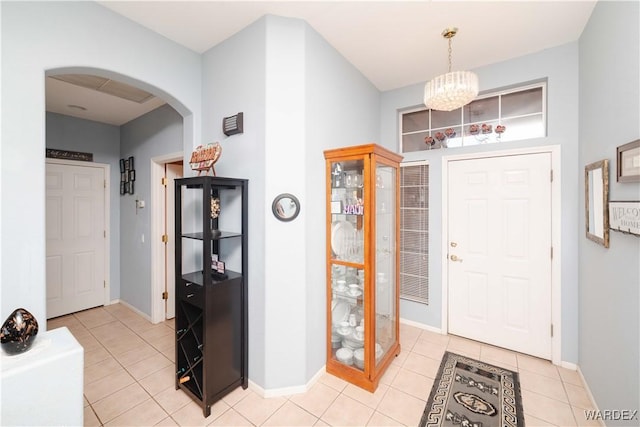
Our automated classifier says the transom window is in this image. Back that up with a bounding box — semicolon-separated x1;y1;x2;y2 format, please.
400;82;546;153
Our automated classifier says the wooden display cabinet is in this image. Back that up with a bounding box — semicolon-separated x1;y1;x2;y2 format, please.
324;144;402;392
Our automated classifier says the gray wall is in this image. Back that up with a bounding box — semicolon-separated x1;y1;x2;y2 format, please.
45;112;122;301
304;23;381;382
380;42;581;363
1;1;201;325
579;1;640;419
201;15;268;388
120;104;183;315
201;15;380;390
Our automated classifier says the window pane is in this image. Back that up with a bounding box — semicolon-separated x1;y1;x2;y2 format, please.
402;110;429;133
500;114;545;141
461;120;500;146
502;87;543;117
400;164;429;304
464;96;499;124
402;132;431;153
430;126;462;149
431;108;461;129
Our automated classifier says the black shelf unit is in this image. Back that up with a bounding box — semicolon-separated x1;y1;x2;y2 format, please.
174;176;248;417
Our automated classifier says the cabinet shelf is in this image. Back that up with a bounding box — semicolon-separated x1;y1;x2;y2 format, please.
181;231;243;240
181;270;242;287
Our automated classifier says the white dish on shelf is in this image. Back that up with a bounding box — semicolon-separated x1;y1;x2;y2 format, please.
331;301;350;326
336;347;354;365
353;348;365;369
336;327;352;337
331;220;354;257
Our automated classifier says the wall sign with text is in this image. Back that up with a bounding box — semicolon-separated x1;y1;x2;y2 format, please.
609;201;640;236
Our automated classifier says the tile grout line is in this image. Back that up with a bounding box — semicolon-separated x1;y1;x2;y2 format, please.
75;309;175;426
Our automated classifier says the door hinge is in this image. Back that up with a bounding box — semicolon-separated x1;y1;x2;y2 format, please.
104;180;107;189
162;291;168;300
161;177;168;186
550;169;554;182
104;230;106;238
162;234;168;243
551;324;554;337
550;246;553;259
104;280;106;288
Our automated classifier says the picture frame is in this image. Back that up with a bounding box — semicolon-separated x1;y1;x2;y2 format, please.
120;182;125;195
124;159;130;171
120;158;125;173
128;156;134;170
129;170;136;181
616;139;640;182
609;201;640;236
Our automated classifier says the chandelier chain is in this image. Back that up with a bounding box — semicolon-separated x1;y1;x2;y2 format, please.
448;37;452;73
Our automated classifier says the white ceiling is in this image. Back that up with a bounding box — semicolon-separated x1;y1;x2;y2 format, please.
46;0;597;125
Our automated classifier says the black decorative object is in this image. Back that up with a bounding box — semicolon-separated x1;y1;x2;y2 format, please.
46;148;93;162
223;112;243;136
1;308;39;355
120;156;136;195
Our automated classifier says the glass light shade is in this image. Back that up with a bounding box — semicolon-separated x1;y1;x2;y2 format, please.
424;71;479;112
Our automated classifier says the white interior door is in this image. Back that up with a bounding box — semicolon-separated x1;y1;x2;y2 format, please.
164;162;183;319
447;153;552;359
46;162;106;319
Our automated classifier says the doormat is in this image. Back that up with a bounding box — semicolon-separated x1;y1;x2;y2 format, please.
419;351;524;427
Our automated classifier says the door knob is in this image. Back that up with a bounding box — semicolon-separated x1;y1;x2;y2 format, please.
450;254;463;262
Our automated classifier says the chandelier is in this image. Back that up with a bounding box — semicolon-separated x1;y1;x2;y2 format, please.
424;28;479;112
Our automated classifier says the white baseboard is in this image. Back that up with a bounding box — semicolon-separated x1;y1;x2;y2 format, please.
249;366;325;398
577;366;606;427
560;360;578;371
399;317;442;334
110;299;153;323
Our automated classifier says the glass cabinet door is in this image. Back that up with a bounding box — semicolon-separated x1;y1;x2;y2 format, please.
374;162;397;368
329;159;365;264
328;158;366;370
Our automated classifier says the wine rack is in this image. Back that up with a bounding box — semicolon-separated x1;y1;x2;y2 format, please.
175;176;248;417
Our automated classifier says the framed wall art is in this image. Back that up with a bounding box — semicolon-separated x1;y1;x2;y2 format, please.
609;201;640;236
120;156;136;195
616;139;640;182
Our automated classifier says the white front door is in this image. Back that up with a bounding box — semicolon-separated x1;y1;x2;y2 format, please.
46;162;106;318
447;153;552;359
164;162;183;319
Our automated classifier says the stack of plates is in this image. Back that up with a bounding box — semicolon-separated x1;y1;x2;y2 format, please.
342;336;364;350
331;334;342;349
353;348;365;369
336;348;353;365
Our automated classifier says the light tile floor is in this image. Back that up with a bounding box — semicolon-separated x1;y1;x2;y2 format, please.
47;304;599;426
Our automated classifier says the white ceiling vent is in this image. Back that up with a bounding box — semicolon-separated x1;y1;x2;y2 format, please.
49;74;155;104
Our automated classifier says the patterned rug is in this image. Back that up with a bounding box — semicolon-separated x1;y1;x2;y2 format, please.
419;351;524;427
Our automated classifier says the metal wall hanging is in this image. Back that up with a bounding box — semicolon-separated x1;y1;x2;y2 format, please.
272;193;300;222
120;156;135;195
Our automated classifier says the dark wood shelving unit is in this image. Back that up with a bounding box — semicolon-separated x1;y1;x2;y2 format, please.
174;176;248;417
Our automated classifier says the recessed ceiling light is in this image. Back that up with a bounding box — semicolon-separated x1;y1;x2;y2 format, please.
67;104;87;111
